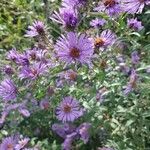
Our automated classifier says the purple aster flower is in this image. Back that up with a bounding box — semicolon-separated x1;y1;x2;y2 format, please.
15;137;30;150
64;70;77;81
122;0;150;14
94;0;122;17
3;65;14;75
39;99;50;110
90;18;106;28
77;122;91;144
94;30;117;49
51;7;78;30
18;108;30;117
52;123;76;139
25;20;46;37
127;18;143;31
7;48;19;62
62;132;77;150
19;62;47;80
56;96;83;122
131;51;140;64
123;69;137;95
0;79;17;101
55;32;94;65
0;136;17;150
26;48;47;62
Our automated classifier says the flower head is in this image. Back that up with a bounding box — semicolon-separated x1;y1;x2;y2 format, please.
90;18;106;28
55;32;93;65
15;138;30;150
39;99;50;110
0;79;17;101
0;136;17;150
56;96;83;122
3;65;14;75
122;0;150;14
94;30;117;49
94;0;122;17
25;21;46;37
51;7;78;30
19;63;47;80
127;18;143;31
77;122;91;144
52;123;76;139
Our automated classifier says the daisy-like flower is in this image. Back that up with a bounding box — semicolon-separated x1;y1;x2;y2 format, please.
25;20;46;37
52;123;76;139
15;138;30;150
127;18;143;31
3;65;14;75
0;79;17;101
19;63;47;80
56;96;83;122
77;122;91;144
94;0;122;17
0;136;17;150
122;0;150;14
39;99;50;110
94;30;117;49
90;18;106;28
18;108;30;117
7;48;19;62
51;7;78;30
62;132;77;150
55;32;94;65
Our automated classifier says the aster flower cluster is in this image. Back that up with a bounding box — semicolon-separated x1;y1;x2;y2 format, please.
0;0;150;149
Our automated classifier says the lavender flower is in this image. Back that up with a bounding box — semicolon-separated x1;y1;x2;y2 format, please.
39;99;50;110
94;30;117;49
77;122;91;144
127;18;144;31
7;49;19;62
3;65;14;75
25;21;46;37
131;51;140;64
90;18;106;28
122;0;150;14
19;63;47;80
94;0;122;17
51;7;78;30
52;123;76;138
15;138;30;150
56;96;83;122
0;79;17;101
18;108;30;117
26;48;47;62
55;32;93;65
62;132;77;150
0;136;17;150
